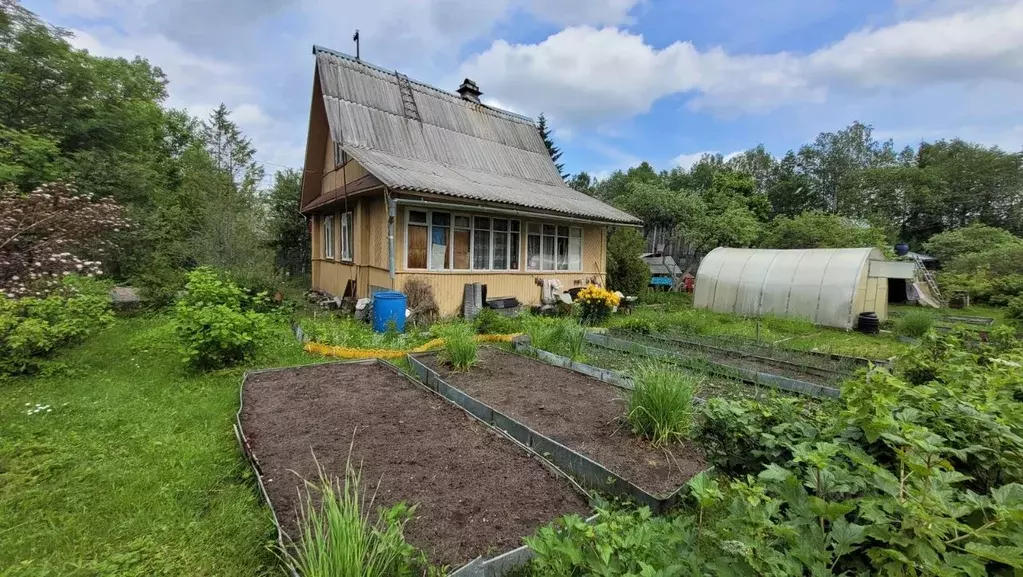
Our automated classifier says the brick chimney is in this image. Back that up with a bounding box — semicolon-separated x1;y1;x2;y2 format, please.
456;78;482;104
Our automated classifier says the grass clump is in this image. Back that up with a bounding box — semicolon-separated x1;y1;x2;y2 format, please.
627;362;699;446
523;316;587;361
282;452;430;577
437;322;478;371
895;310;935;338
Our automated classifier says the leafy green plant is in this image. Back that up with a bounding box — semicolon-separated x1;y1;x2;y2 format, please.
894;310;934;338
174;267;269;370
301;315;429;351
626;362;699;445
523;316;587;360
526;507;698;577
437;322;478;371
1;276;113;377
281;454;433;577
473;308;523;335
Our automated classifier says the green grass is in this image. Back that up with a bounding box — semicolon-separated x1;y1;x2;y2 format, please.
894;310;935;338
626;362;699;446
0;314;320;576
608;305;910;360
437;323;478;371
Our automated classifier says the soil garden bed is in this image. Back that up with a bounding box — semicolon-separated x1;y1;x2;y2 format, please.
418;348;706;499
239;361;589;568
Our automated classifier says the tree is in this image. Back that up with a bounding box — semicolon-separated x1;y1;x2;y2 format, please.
922;223;1023;264
725;145;776;194
568;171;593;195
760;211;889;251
606;227;649;295
266;169;310;276
537;113;565;179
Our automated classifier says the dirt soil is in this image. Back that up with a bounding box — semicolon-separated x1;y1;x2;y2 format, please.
422;348;706;497
240;361;588;568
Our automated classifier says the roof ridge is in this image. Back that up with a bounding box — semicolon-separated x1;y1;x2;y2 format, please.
313;44;536;126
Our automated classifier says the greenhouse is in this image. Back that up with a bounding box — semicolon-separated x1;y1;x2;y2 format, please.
693;247;915;330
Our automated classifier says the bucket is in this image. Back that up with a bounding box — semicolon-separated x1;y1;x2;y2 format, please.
372;291;407;333
856;311;880;335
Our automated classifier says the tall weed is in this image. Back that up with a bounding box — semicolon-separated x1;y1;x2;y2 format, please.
281;451;428;577
626;362;699;445
437;322;478;371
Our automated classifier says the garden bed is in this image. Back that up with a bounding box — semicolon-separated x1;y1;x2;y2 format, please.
415;348;706;503
588;333;841;399
238;360;588;569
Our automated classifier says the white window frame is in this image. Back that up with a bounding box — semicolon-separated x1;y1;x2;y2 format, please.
526;222;583;272
340;211;353;261
323;214;335;260
404;208;521;271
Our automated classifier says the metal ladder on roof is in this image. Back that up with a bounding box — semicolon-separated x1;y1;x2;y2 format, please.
911;252;943;304
395;72;421;123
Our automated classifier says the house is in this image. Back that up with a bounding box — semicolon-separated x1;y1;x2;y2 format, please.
299;46;640;314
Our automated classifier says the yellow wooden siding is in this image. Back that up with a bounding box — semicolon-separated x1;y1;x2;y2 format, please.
366;196;388;269
319;135;369;197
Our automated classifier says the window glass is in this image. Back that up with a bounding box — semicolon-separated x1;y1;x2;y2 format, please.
454;215;471;228
557;225;569;237
493;218;508;232
527;234;541;270
568;228;582;271
409;210;427;224
323;215;335;260
340;212;354;261
527;222;540;234
432;212;451;227
556;235;569;270
407;223;427;269
474;217;490;230
542;235;555;270
473;229;490;269
510;232;520;270
453;216;471;269
510;221;520;233
430;221;449;270
493;231;508;269
543;224;556;236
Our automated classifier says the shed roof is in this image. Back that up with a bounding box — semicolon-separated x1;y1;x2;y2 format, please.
312;46;639;224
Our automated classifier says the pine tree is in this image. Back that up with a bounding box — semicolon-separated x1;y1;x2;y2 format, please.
537;113;566;179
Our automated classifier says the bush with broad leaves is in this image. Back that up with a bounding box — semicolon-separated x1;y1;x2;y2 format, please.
1;276;113;377
0;181;130;298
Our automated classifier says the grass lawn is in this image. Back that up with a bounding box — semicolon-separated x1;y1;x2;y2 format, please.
612;304;910;360
0;315;319;577
888;303;1006;323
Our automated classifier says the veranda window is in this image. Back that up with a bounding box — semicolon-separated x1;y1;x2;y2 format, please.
526;222;582;272
405;209;521;271
340;212;353;261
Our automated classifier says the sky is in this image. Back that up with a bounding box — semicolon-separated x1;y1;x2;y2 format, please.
23;0;1023;181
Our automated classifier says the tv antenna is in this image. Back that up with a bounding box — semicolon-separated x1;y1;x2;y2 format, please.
353;29;360;59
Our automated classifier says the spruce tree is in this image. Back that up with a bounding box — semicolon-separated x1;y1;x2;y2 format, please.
537;113;566;179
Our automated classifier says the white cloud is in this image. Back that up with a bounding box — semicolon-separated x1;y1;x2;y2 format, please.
673;150;742;170
525;0;641;26
461;1;1023;128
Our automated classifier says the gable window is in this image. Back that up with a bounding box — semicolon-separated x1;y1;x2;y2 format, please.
323;214;335;260
527;222;582;271
333;142;348;168
340;212;353;261
405;209;521;271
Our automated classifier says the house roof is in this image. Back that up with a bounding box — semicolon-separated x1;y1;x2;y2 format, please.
312;46;640;224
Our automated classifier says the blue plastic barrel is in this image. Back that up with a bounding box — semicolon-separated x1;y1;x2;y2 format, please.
372;291;407;333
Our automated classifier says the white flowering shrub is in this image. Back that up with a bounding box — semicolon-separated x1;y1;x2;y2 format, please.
0;181;129;298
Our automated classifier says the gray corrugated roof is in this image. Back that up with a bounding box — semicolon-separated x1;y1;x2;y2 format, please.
313;46;640;224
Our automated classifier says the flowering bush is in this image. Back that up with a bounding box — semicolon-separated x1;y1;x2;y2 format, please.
0;182;129;298
576;284;620;324
0;276;113;376
175;267;270;371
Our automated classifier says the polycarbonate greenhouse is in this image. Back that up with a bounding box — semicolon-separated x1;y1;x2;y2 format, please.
693;247;915;330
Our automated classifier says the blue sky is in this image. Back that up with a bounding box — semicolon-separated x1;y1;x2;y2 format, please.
24;0;1023;180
